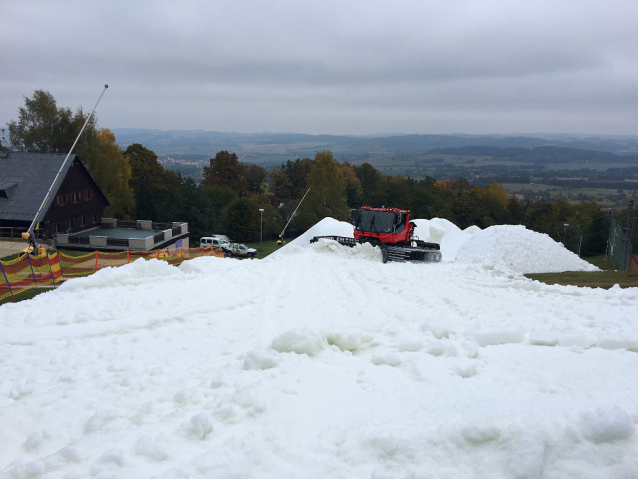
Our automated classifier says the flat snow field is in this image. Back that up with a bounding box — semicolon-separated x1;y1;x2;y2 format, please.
1;219;637;479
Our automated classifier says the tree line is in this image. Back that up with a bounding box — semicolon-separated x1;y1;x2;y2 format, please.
6;90;618;255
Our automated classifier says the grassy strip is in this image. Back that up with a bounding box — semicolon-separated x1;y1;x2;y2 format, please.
0;286;57;306
525;255;638;288
243;237;298;260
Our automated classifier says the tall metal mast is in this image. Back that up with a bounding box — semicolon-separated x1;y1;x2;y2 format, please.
23;85;108;252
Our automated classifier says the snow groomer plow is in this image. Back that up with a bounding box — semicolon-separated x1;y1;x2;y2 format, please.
310;206;441;263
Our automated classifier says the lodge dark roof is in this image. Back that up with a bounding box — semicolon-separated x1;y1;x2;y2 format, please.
0;151;107;222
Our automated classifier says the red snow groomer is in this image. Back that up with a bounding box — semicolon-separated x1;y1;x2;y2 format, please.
310;206;442;263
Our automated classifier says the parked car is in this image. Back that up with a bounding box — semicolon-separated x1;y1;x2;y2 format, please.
200;236;231;251
227;243;257;258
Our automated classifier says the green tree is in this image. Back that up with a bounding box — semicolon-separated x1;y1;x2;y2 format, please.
284;158;313;199
267;166;293;198
125;143;179;220
245;164;266;194
202;150;247;193
354;162;383;206
223;197;261;241
7;90;85;153
167;176;213;240
7;90;135;218
340;163;363;208
297;150;348;229
77;129;135;219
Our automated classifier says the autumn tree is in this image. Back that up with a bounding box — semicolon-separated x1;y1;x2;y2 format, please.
7;90;135;218
296;150;348;229
202;150;247;193
245;164;266;194
78;129;135;218
267;166;293;198
340;163;363;208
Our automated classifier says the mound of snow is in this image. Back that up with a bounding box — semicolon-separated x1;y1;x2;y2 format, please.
412;218;472;261
269;217;354;258
455;225;599;274
464;225;482;236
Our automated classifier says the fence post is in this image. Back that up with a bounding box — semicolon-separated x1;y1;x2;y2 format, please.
26;253;38;289
127;250;130;264
95;250;98;272
0;260;15;302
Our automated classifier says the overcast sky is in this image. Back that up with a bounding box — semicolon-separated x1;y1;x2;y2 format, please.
2;0;637;136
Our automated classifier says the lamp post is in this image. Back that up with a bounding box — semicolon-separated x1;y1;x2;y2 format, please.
259;209;264;252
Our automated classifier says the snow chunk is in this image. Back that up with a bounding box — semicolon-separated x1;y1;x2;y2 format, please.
577;406;635;443
271;329;326;356
179;413;213;440
453;359;479;378
559;334;597;349
371;352;402;367
529;330;560;346
467;325;526;347
243;349;279;370
396;338;423;352
424;340;447;356
135;435;169;461
96;448;125;466
455;225;599;274
597;336;629;351
326;331;372;352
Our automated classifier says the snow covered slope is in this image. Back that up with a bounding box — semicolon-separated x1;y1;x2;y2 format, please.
1;221;634;479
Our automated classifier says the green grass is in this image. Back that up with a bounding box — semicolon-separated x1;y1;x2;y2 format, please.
0;287;55;306
243;237;299;259
525;255;638;288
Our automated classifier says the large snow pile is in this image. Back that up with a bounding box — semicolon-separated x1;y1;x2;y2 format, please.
412;218;471;262
1;220;632;478
456;225;599;274
284;217;597;274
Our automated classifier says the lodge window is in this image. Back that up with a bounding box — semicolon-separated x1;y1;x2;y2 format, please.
80;216;86;226
72;192;78;203
57;195;65;206
56;222;62;233
67;218;74;230
91;213;97;223
83;189;93;201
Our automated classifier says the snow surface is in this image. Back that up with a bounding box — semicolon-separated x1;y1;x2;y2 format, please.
2;218;636;479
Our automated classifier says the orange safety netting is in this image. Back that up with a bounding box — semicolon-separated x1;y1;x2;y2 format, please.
0;252;64;302
0;247;225;302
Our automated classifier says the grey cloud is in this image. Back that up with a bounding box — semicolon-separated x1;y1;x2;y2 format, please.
1;0;637;135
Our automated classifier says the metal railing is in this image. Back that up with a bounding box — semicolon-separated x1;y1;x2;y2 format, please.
0;227;47;240
107;238;129;247
154;232;164;244
116;220;137;228
68;236;90;244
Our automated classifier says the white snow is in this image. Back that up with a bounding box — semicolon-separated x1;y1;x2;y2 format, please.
2;217;636;479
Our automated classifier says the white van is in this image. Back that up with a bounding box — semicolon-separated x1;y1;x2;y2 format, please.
200;236;230;250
